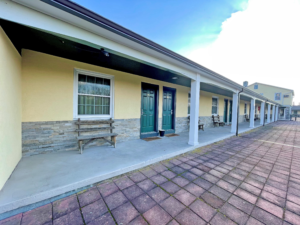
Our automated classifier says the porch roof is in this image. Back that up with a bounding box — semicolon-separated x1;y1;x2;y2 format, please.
0;19;191;87
1;0;282;106
0;19;273;103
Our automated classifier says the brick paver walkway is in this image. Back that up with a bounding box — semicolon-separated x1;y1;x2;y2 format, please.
1;121;300;225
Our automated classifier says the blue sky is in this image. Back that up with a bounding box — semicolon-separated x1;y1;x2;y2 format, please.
73;0;300;103
72;0;248;53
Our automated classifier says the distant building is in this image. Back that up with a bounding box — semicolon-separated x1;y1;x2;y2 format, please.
292;106;300;116
247;82;294;120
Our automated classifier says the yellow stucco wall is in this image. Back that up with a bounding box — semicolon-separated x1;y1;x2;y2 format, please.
22;50;252;124
199;91;228;117
22;50;190;122
248;83;293;106
0;27;22;190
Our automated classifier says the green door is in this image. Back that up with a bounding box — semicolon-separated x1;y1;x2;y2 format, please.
141;87;156;133
162;90;174;130
224;100;228;123
229;100;233;123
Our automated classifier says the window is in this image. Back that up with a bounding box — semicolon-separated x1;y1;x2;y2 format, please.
188;93;190;115
74;69;114;119
254;84;258;89
212;97;218;115
244;103;247;114
275;93;281;101
284;95;289;98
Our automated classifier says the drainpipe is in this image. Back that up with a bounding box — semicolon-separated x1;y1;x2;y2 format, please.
236;88;243;136
263;100;268;126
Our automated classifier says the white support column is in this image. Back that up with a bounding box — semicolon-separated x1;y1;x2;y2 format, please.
275;106;278;121
231;92;238;133
250;98;255;128
272;105;275;122
267;104;271;123
188;74;201;146
260;102;265;125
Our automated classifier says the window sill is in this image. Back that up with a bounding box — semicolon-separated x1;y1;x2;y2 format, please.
74;115;112;121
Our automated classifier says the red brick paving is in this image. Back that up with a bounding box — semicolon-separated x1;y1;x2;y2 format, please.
2;121;300;224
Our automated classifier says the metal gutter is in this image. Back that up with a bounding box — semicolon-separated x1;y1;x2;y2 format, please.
248;82;294;96
32;0;283;107
38;0;254;91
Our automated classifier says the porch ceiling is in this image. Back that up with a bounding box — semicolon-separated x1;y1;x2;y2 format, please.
200;83;234;98
0;19;191;87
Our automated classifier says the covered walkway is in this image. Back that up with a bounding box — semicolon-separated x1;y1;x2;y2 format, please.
0;121;261;216
2;121;300;225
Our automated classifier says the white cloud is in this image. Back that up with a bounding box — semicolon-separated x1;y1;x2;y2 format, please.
185;0;300;104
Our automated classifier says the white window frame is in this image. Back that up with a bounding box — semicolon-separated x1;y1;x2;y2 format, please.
274;93;281;101
73;68;114;120
212;96;219;115
244;103;247;114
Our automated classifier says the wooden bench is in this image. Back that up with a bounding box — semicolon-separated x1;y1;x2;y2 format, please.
212;115;225;127
76;118;118;154
188;116;204;131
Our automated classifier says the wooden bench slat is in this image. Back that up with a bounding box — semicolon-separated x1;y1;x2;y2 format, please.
77;133;118;141
75;127;115;132
75;120;114;125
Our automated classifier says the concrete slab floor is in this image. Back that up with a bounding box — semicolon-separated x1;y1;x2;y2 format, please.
0;121;262;216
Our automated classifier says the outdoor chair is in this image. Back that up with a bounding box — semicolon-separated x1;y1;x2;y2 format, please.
245;114;250;122
212;115;225;127
217;115;225;126
188;116;204;131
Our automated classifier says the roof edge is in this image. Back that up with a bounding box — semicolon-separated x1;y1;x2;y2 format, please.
27;0;285;106
248;82;294;96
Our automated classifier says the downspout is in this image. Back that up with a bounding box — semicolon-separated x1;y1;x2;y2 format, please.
236;88;243;136
263;100;268;126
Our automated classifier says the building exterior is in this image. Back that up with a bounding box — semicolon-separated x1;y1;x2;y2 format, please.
247;82;294;120
292;106;300;116
0;0;282;192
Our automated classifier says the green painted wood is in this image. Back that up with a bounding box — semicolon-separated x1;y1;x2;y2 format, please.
162;90;174;130
141;87;156;133
229;100;233;123
224;100;228;123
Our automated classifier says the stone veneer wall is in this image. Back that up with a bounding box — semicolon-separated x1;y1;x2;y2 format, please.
199;116;224;128
22;119;140;157
22;117;189;157
22;116;247;157
198;115;246;128
175;117;189;133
